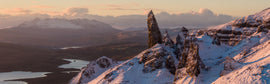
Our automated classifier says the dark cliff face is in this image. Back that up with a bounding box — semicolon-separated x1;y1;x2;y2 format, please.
147;10;163;48
212;33;221;45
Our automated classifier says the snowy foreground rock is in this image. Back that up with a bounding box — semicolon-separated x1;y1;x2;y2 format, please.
70;56;119;84
71;8;270;84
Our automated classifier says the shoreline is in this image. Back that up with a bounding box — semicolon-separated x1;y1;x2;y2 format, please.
4;68;80;84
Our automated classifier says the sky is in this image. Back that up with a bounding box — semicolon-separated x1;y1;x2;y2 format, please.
0;0;269;29
0;0;269;17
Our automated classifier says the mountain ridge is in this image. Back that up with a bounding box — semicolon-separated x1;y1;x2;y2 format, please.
71;8;270;84
0;18;121;48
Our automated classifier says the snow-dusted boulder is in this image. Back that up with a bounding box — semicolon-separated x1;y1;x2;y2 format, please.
139;44;177;74
220;56;241;76
70;56;118;84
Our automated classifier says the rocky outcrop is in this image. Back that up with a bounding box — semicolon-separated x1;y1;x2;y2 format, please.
96;56;113;68
185;43;202;77
214;29;243;46
139;44;177;74
174;41;205;82
140;11;178;74
175;31;186;59
212;33;221;45
207;8;270;46
231;17;260;27
147;10;163;48
70;56;118;84
166;55;177;74
257;25;269;33
220;57;241;76
163;30;174;47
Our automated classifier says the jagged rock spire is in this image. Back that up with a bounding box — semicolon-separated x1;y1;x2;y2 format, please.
185;43;201;77
163;29;174;47
176;33;184;45
181;27;188;38
147;10;163;48
175;31;185;59
174;42;205;82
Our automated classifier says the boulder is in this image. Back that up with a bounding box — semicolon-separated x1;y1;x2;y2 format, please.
220;56;241;76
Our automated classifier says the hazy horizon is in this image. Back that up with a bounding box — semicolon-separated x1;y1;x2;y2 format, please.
0;0;269;17
0;0;269;29
0;8;238;29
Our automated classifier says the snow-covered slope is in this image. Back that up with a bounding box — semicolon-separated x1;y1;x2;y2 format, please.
72;32;270;84
208;8;270;46
88;44;178;84
213;33;270;84
210;7;270;30
176;32;270;84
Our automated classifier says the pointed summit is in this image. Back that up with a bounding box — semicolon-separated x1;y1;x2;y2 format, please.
147;10;162;48
163;29;169;38
163;29;174;47
176;33;184;46
148;10;154;17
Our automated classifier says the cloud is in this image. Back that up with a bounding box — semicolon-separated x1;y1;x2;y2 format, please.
101;3;140;8
2;8;32;14
63;8;89;16
31;5;54;9
91;8;236;29
0;8;236;30
101;4;122;8
198;8;214;15
37;11;62;16
101;3;140;11
104;8;140;11
151;8;235;28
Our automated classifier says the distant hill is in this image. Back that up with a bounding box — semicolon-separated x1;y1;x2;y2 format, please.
0;18;120;48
